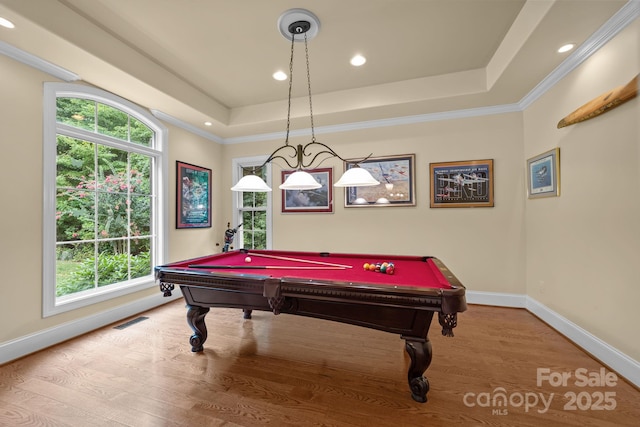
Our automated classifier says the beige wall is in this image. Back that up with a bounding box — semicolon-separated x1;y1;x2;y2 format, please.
1;54;51;341
1;17;638;367
166;127;223;262
0;54;220;343
524;19;639;360
223;114;526;294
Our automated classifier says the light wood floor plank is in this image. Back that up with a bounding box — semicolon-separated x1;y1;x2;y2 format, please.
1;301;638;426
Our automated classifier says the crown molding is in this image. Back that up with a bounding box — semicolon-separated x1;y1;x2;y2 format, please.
0;41;80;82
222;103;522;145
3;0;636;144
225;1;639;145
151;109;223;144
520;0;640;109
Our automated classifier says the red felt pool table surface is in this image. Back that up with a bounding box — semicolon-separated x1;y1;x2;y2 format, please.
155;249;466;403
166;249;454;290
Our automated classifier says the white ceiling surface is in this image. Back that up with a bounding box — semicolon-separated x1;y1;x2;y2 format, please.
0;0;631;141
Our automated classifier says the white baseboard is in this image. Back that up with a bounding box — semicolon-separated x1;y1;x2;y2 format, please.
0;292;182;365
525;296;640;389
2;290;638;390
466;290;527;307
468;291;640;389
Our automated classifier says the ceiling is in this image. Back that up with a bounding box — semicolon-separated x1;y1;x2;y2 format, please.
0;0;630;140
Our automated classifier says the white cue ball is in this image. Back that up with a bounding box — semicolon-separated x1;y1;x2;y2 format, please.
244;256;252;263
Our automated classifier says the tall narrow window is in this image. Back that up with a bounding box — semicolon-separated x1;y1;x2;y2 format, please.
43;84;168;316
231;157;272;250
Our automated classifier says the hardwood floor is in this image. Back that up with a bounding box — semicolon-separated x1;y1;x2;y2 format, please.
1;301;638;426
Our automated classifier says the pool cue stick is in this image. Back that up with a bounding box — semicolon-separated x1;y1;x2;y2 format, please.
244;251;352;268
188;265;346;270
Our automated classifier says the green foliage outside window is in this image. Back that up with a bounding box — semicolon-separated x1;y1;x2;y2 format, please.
56;97;152;145
239;168;267;250
55;97;155;297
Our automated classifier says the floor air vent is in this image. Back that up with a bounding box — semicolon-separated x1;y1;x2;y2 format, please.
113;316;149;330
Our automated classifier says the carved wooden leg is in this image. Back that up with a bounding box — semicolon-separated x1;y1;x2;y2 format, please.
186;305;209;352
243;309;253;319
403;337;433;403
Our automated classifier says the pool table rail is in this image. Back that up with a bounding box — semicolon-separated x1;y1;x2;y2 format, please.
154;252;466;403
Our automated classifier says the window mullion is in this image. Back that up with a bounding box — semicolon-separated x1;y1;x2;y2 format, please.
44;83;167;317
93;142;99;290
127;154;132;280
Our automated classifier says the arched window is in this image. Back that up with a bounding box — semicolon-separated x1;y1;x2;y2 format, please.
43;83;168;316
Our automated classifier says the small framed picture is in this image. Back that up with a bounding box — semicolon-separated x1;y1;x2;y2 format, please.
527;148;560;199
430;159;494;208
343;154;416;207
176;161;212;228
281;168;333;213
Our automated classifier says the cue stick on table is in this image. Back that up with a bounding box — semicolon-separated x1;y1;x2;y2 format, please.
188;265;346;270
243;251;352;268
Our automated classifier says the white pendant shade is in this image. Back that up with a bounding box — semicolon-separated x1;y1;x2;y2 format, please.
230;12;377;195
279;170;322;190
231;174;272;192
334;167;379;187
232;167;380;192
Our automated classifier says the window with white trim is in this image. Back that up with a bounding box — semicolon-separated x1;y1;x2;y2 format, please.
43;83;167;317
231;157;272;250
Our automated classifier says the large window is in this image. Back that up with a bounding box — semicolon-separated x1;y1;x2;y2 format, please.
231;157;272;250
43;84;167;316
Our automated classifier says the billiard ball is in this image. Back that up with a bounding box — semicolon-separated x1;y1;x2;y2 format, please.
244;256;252;263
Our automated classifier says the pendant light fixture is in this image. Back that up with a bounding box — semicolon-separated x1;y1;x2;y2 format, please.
231;9;379;192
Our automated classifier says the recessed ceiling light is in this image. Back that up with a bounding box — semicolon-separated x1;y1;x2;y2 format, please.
273;71;287;81
350;54;366;67
0;17;15;29
558;43;575;53
204;121;212;126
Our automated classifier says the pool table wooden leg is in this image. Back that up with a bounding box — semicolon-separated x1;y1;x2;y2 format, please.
186;305;209;352
403;336;433;403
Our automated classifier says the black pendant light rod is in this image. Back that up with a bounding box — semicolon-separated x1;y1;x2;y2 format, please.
241;14;372;176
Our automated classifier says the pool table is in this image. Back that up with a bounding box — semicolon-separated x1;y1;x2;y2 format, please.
155;249;466;403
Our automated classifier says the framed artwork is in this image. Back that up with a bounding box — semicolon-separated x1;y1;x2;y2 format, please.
344;154;416;207
176;161;212;228
527;148;560;199
281;168;333;213
430;159;494;208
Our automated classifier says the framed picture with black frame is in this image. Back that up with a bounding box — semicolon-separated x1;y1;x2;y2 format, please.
176;161;212;228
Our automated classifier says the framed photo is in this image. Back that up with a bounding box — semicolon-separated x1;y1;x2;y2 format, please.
430;159;494;208
527;148;560;199
344;154;416;207
281;168;333;213
176;161;211;228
